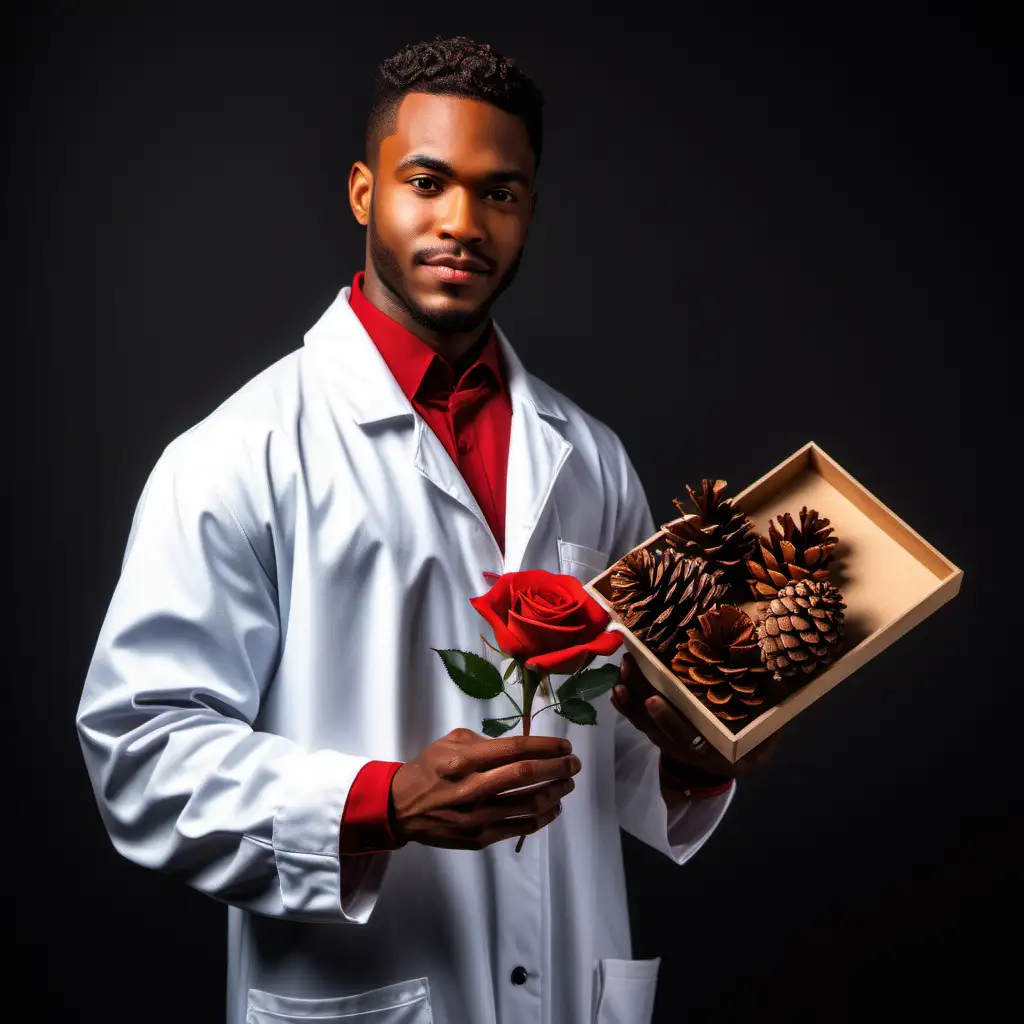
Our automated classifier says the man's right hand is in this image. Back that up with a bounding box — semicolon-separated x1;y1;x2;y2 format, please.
389;728;582;850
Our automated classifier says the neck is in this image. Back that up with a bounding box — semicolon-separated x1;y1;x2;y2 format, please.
361;265;490;365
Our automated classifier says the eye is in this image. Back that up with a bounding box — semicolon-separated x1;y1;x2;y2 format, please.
410;176;441;193
490;188;517;203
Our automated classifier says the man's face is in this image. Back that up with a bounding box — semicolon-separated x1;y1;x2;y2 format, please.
357;92;536;336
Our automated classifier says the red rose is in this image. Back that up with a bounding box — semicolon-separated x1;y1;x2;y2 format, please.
470;569;623;675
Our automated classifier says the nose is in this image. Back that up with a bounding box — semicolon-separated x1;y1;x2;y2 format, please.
436;186;486;247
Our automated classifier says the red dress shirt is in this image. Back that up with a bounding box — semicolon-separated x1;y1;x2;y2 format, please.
337;270;729;864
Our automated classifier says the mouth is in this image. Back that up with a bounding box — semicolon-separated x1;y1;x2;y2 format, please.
421;264;487;284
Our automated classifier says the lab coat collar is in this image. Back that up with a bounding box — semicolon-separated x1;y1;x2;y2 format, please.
303;285;569;427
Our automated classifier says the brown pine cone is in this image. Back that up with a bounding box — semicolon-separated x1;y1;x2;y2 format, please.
755;579;846;684
745;507;838;600
671;606;772;731
660;479;758;590
608;547;729;661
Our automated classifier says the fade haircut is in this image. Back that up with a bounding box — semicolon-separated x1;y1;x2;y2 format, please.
364;35;544;178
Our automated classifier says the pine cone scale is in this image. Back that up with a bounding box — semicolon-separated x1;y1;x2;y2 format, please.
670;605;774;730
756;579;846;686
745;507;839;599
609;548;729;660
660;479;758;588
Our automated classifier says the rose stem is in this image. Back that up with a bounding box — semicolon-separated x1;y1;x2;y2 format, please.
514;668;540;854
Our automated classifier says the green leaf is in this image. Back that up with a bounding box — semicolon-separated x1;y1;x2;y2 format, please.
555;664;620;704
432;648;504;699
554;698;598;726
482;715;522;737
503;659;519;681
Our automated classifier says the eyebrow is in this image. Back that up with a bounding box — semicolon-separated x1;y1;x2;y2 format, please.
394;153;531;188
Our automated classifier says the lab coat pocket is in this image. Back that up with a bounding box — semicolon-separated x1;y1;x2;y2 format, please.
592;957;661;1024
246;976;433;1023
557;538;611;584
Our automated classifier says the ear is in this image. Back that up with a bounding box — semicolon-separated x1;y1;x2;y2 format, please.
349;161;373;226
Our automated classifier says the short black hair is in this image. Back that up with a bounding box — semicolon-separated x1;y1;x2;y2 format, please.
365;35;544;178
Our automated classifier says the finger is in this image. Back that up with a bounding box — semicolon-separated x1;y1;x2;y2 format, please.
618;652;660;698
464;734;572;774
464;776;574;829
610;683;677;750
641;691;703;748
613;661;695;743
468;752;581;801
613;651;655;704
612;653;652;708
479;801;563;849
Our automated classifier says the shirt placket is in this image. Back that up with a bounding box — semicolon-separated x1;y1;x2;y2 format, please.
450;378;501;547
450;380;480;458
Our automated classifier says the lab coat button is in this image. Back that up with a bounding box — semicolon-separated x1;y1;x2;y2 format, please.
510;966;528;985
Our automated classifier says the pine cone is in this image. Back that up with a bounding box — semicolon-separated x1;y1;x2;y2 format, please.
660;479;758;589
671;606;773;730
756;579;846;684
745;507;838;600
608;547;730;661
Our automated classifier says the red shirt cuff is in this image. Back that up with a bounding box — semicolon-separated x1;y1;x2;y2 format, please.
339;760;406;855
659;752;733;800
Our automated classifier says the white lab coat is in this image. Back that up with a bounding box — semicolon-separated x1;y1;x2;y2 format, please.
77;283;737;1024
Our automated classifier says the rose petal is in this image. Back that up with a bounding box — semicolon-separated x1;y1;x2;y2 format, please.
519;585;578;621
509;607;590;654
547;573;611;630
524;630;623;675
510;569;576;598
469;578;530;659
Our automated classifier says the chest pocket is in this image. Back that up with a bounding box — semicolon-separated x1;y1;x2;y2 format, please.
557;538;611;584
246;977;432;1023
593;957;661;1024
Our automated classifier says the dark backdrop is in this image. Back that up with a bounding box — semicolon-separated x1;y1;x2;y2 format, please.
5;4;1012;1022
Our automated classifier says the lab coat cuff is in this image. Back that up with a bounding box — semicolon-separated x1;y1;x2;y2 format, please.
662;775;737;865
641;742;737;865
272;749;389;923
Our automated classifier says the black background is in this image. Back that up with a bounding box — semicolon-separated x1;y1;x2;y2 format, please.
5;4;1012;1021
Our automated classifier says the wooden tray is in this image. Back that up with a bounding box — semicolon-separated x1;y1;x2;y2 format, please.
586;442;964;762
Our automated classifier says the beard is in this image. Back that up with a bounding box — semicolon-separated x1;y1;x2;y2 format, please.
367;208;524;336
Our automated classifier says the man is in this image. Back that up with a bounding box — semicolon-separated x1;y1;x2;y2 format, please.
77;35;777;1024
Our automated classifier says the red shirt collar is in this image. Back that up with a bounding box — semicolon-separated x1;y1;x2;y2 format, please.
347;270;506;402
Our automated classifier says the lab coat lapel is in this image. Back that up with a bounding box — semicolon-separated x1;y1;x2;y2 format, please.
493;321;573;574
304;285;574;573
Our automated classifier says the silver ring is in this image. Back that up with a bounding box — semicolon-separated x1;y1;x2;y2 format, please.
691;735;708;752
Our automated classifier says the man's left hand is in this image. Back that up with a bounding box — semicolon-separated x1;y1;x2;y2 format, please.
610;651;782;779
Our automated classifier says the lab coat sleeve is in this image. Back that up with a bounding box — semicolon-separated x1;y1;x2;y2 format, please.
606;436;738;865
76;440;389;924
